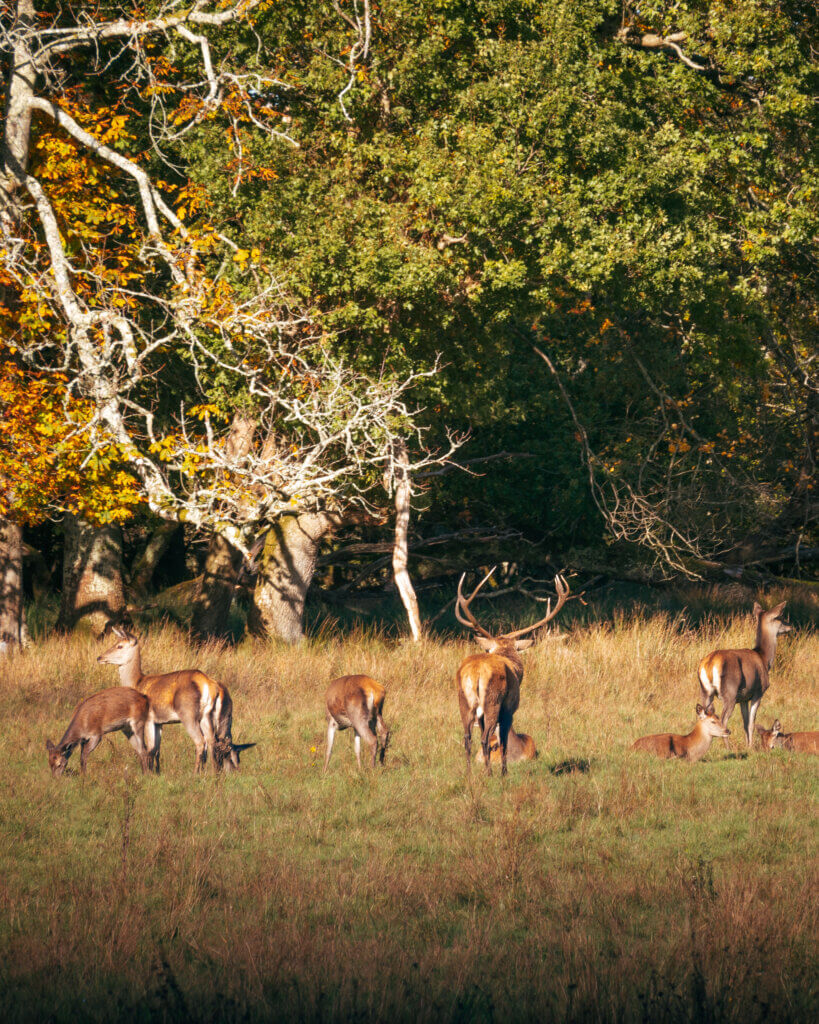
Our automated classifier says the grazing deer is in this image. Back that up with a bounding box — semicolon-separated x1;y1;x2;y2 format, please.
758;720;819;755
632;704;730;762
46;687;151;776
475;725;537;767
324;675;389;772
98;628;240;774
455;569;569;776
698;601;792;748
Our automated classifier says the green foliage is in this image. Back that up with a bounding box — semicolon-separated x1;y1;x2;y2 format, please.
8;2;814;571
165;0;817;570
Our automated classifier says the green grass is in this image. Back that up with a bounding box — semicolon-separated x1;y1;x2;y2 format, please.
1;603;817;1022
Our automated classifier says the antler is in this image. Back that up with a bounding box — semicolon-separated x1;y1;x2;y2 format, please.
454;567;497;639
502;574;571;640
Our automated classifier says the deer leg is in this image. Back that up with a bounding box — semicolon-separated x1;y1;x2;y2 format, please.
739;702;757;748
200;713;217;774
720;695;736;750
149;723;163;774
367;728;379;768
180;715;207;774
745;700;762;748
458;689;475;773
80;735;101;774
375;713;389;765
324;717;338;773
481;709;500;777
497;709;513;777
126;724;149;774
350;713;378;770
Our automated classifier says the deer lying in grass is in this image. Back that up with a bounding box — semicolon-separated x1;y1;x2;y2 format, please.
46;687;151;776
632;704;730;762
755;721;781;751
779;729;819;754
698;601;792;748
324;675;389;772
455;569;569;776
757;720;819;754
475;725;537;767
98;627;240;774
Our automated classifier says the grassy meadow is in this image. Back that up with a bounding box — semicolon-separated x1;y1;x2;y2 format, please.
1;588;817;1022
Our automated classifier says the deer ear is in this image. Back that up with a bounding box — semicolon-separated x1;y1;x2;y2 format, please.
474;636;496;653
770;601;787;617
46;739;54;751
752;602;763;617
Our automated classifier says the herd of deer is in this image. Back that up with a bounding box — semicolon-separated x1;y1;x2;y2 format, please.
46;577;816;779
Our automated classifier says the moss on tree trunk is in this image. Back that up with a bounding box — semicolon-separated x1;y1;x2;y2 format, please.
247;512;338;644
57;514;126;635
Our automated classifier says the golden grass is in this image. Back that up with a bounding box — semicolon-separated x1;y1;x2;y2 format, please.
0;600;817;1022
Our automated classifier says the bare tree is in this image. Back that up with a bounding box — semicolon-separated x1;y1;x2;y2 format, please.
390;441;422;641
0;2;461;637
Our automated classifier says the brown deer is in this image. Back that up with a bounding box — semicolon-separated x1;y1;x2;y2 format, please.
98;628;240;774
698;601;792;747
758;720;819;755
46;687;152;776
755;720;782;751
455;569;569;776
632;704;730;762
324;675;389;772
781;730;819;755
475;725;537;767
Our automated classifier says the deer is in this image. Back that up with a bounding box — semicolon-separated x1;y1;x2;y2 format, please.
755;720;782;751
455;569;569;776
698;601;792;748
758;720;819;755
98;627;241;774
475;725;537;768
631;704;731;762
46;687;152;776
324;675;389;772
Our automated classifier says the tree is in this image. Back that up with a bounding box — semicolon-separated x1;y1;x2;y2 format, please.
0;1;459;640
216;0;815;580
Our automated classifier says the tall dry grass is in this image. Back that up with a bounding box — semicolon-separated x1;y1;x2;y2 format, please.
0;595;816;1022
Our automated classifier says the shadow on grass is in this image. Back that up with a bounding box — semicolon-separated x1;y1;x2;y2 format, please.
549;757;591;775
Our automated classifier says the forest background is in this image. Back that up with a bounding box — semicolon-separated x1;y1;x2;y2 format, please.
0;0;816;640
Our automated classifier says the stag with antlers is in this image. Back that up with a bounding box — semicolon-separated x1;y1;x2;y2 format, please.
454;570;570;776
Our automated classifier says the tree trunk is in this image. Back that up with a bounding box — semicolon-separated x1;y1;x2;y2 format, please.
189;413;255;640
2;2;35;170
247;512;339;644
392;442;422;640
129;519;180;596
0;517;25;652
190;533;244;641
58;514;126;635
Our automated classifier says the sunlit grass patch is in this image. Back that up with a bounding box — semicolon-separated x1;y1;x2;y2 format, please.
0;602;816;1021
